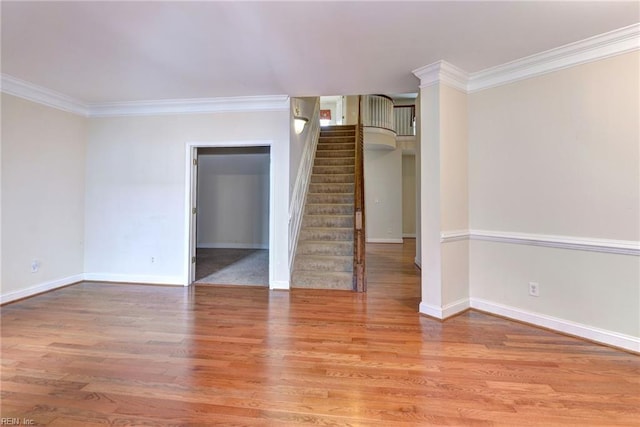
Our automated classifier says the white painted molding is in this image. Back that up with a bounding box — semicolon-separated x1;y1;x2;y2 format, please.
1;74;88;116
468;23;640;93
197;243;268;250
0;274;84;305
84;273;186;286
470;229;639;256
470;298;640;353
440;230;469;243
403;233;416;238
367;238;404;244
270;280;290;290
413;24;639;94
419;298;470;320
88;95;290;117
412;60;468;92
1;73;289;117
414;257;422;269
439;229;639;255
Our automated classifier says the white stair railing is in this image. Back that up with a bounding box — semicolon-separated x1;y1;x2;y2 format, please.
362;94;395;133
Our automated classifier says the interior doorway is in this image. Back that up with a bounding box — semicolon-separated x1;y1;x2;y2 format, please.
186;143;272;287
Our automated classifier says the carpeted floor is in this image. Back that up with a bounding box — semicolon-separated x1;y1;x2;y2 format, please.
195;248;268;286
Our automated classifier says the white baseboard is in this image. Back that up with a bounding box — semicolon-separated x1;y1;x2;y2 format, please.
367;238;404;244
470;298;640;353
83;273;186;286
403;233;416;238
197;243;268;249
419;298;470;320
269;280;290;290
1;274;84;304
414;257;422;268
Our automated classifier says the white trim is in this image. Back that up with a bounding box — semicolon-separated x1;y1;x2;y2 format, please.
1;74;88;116
1;73;289;117
366;238;404;244
440;229;469;243
0;274;84;304
412;61;468;92
470;298;640;353
419;298;470;320
412;24;639;94
83;273;184;286
414;257;422;268
89;95;290;117
197;243;268;250
184;140;278;289
470;229;639;256
269;280;290;291
403;233;416;238
439;229;639;255
469;23;640;93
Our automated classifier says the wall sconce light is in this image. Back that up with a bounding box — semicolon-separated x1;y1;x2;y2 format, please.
293;103;308;134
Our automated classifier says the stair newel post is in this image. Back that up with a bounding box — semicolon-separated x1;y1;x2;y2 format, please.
354;95;366;292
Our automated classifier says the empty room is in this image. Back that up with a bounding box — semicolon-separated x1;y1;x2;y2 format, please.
1;1;639;425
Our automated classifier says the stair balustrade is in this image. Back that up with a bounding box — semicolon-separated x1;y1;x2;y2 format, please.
361;94;395;133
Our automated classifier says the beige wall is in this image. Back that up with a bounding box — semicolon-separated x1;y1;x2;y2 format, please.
1;94;87;298
84;110;289;286
402;154;416;236
364;147;403;242
468;51;640;338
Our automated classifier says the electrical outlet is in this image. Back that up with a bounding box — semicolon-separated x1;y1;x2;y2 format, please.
151;256;155;263
31;259;40;273
529;282;540;297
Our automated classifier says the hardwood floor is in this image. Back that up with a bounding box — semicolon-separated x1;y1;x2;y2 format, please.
1;240;638;426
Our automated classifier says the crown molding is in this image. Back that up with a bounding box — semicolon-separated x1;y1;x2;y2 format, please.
88;95;290;117
413;24;639;94
468;23;640;93
412;60;468;92
1;74;89;116
1;73;289;117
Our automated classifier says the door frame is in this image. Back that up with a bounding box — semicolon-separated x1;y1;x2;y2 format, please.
184;140;274;286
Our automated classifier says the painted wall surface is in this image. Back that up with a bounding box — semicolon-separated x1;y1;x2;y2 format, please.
402;154;416;236
468;51;640;337
84;110;289;286
1;94;86;297
197;152;269;248
364;147;403;243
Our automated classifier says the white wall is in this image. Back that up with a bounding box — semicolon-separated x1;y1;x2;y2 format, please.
364;147;403;243
197;150;269;249
402;154;416;237
1;94;87;301
84;110;289;286
469;52;640;341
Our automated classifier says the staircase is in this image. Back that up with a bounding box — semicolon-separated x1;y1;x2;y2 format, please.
292;125;356;290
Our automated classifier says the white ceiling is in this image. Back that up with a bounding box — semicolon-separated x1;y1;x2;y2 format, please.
1;1;638;104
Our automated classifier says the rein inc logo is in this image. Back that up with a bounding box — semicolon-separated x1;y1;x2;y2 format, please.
1;419;35;425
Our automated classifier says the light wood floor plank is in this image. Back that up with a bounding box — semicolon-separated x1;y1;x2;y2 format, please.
1;240;638;425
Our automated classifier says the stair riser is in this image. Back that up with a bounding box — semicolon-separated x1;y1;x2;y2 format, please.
297;242;353;256
294;256;353;272
291;272;353;290
306;193;353;204
303;216;353;228
314;158;354;167
317;143;355;151
308;183;354;194
305;205;354;215
311;174;354;184
299;229;353;241
315;150;355;158
312;165;355;175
